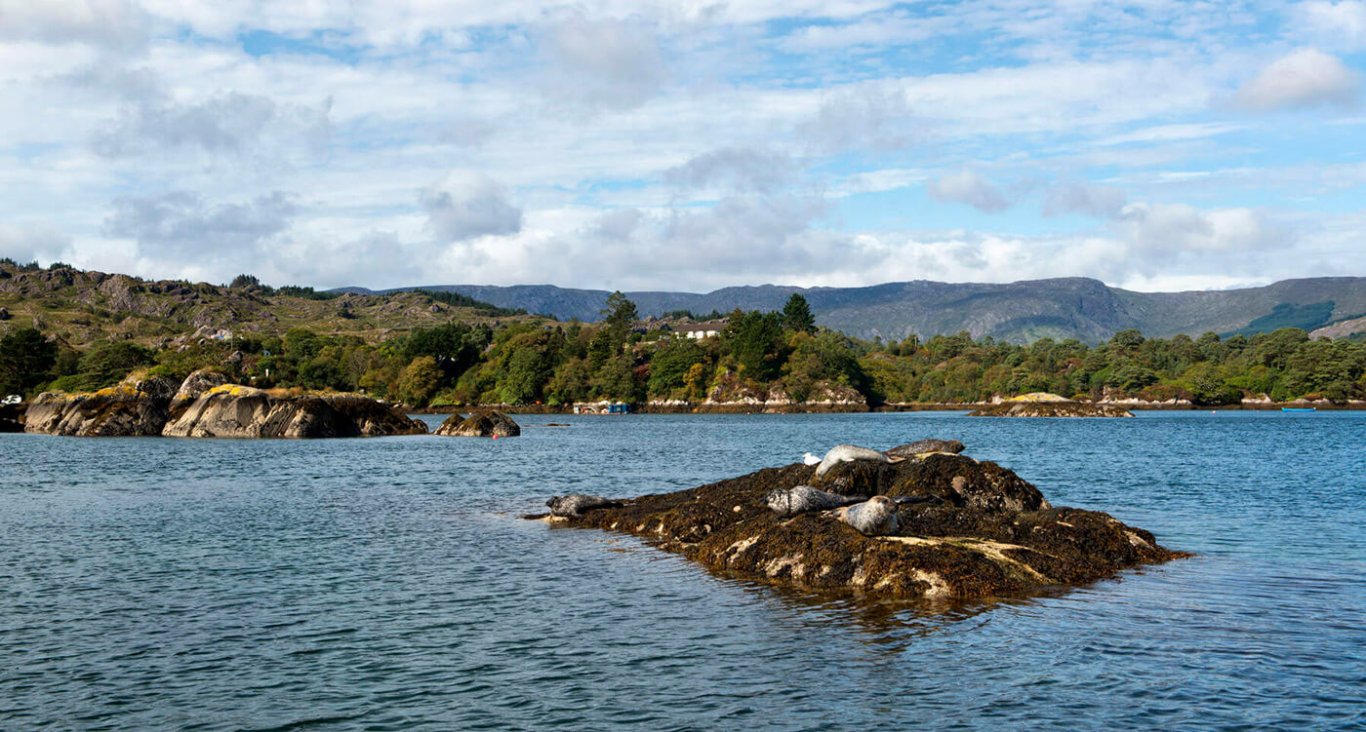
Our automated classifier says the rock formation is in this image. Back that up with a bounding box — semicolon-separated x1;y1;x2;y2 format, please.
968;400;1134;417
21;370;425;438
544;440;1185;601
163;385;427;438
23;375;178;436
435;410;521;437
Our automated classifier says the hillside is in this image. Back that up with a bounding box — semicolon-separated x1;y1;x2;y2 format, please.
346;276;1366;343
0;263;535;349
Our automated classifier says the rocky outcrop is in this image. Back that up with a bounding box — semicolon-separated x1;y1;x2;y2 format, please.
545;443;1184;601
969;400;1134;418
169;368;229;418
163;385;428;438
699;375;868;413
23;375;178;436
435;410;520;437
20;373;425;438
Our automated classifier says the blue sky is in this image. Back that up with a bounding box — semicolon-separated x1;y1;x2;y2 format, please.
0;0;1364;292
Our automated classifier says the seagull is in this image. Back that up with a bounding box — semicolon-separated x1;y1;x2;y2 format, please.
802;452;822;466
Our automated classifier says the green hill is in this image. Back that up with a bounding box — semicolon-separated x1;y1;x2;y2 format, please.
0;262;534;349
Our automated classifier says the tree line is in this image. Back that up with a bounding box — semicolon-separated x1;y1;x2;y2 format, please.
2;293;1363;406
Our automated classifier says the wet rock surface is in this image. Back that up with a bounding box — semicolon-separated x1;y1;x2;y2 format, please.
549;441;1185;601
968;401;1134;418
163;385;427;438
436;410;521;437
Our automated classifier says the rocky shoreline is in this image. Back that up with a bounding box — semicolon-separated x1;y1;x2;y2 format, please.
538;441;1187;602
12;369;518;439
968;401;1135;418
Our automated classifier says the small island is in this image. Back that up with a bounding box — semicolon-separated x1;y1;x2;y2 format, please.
539;441;1184;601
968;392;1135;418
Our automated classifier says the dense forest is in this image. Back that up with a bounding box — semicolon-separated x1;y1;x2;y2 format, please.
2;291;1364;407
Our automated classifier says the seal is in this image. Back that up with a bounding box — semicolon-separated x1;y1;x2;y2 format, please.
883;438;966;459
546;494;621;518
834;495;899;536
814;444;905;477
766;485;862;517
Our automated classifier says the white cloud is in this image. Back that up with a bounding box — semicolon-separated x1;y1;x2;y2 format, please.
420;172;523;242
0;0;149;50
1044;183;1127;218
0;223;73;265
540;14;667;112
797;85;916;153
1117;203;1283;254
663;146;796;193
94;91;332;158
1298;1;1366;50
0;1;1360;295
1234;49;1360;111
103;190;297;260
1095;122;1242;146
927;170;1011;212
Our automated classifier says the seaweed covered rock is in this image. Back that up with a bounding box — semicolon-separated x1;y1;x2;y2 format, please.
163;385;427;438
969;400;1133;418
23;375;178;436
549;442;1184;601
436;410;520;438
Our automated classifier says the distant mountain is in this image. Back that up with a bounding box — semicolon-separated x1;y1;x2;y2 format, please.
337;276;1366;343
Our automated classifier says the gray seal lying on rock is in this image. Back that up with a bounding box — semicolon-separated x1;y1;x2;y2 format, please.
834;495;899;536
547;494;621;518
814;444;905;477
883;438;966;458
766;485;862;517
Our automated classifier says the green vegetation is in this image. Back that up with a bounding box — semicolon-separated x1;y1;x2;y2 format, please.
0;262;533;351
3;278;1364;406
1231;301;1337;336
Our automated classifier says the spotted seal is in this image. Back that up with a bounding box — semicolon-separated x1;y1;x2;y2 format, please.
834;495;899;536
546;494;621;518
814;444;905;477
883;438;966;459
766;485;862;517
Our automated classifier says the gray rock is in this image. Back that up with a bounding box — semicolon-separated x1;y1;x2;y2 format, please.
163;386;428;438
435;410;520;438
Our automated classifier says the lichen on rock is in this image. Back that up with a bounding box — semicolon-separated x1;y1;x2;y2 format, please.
24;374;178;436
163;386;427;438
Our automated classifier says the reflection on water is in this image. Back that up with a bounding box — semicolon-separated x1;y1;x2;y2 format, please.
1;411;1363;730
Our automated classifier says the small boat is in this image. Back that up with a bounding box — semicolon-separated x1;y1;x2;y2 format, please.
1281;407;1317;413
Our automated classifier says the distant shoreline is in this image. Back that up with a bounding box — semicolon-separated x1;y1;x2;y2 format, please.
408;401;1366;415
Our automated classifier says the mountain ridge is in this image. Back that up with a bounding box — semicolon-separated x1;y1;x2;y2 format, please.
337;276;1366;343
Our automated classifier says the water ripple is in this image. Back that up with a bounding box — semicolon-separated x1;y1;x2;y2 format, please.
1;412;1362;730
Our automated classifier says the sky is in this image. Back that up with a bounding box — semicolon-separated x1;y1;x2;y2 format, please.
0;1;1364;294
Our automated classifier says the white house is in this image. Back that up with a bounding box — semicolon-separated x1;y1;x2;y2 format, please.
678;321;725;340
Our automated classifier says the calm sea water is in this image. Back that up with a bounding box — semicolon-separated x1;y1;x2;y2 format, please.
1;412;1362;730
